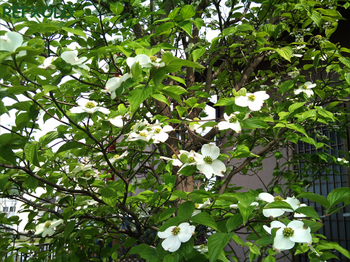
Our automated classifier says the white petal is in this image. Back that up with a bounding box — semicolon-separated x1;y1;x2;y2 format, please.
288;220;304;230
7;32;24;51
223;113;230;121
235;96;249;107
162;125;174;132
178;223;195;242
211;160;226;176
254;91;270;100
218;121;230;130
50;219;63;227
162;235;181;252
258;193;275;203
285;197;300;211
97;107;110;115
229;122;241;133
197;163;214;179
263;208;285;218
70;107;85;114
110;116;123;127
201;144;220;159
158;226;176;239
61;51;77;64
291;228;312;244
249;101;263;111
273;235;295;251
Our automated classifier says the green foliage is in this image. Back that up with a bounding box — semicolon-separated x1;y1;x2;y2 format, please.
0;0;349;261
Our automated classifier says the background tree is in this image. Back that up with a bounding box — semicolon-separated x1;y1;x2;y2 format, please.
0;0;349;261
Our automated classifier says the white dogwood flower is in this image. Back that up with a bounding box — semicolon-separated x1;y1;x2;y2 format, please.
158;222;195;252
235;91;270;111
196;144;226;179
0;32;26;59
192;198;211;216
258;193;302;218
294;82;316;97
61;50;89;72
127;54;165;68
263;220;312;252
160;155;183;167
35;219;63;237
105;74;132;99
70;101;110;115
218;112;241;133
106;151;128;166
194;244;208;254
151;125;173;143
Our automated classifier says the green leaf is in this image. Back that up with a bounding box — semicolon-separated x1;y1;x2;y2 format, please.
313;53;320;71
151;94;170;106
208;233;233;262
159;85;187;104
62;27;86;38
156;22;175;36
310;11;322;27
221;27;237;36
255;236;273;246
302;220;323;233
56;141;81;154
327;187;350;208
297;192;329;208
192;47;206;62
178;201;195;220
242;118;268;129
190;212;218;230
64;220;75;239
43;85;58;94
294;206;320;221
286;123;308;137
180;5;196;20
280;80;294;94
159;207;177;222
339;57;350;68
288;102;305;113
276;46;293;62
237;204;255;225
237;24;254;32
263;256;275;262
131;61;142;79
226;214;243;232
317;241;350;259
0;146;17;164
167;75;186;86
264;201;293;210
129;86;153;113
214;98;235;106
24;142;40;167
152;68;167;88
178;21;193;38
345;72;350;85
130;244;158;260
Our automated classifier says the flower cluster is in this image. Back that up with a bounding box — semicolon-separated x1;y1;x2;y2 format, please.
127;121;173;144
161;144;226;179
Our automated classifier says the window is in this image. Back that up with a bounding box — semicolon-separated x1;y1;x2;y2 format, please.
10;206;15;212
3;206;8;212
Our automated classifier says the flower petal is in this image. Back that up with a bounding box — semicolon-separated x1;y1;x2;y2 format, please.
162;235;181;252
273;235;295;251
258;193;275;203
201;144;220;159
263;208;285;218
158;226;175;239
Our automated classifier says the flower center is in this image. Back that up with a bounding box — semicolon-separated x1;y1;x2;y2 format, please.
302;84;308;90
85;102;95;108
282;227;294;237
248;95;256;101
85;173;93;178
274;196;284;201
113;154;120;159
204;156;213;164
229;116;238;123
155;128;161;134
44;222;51;228
139;132;147;137
193;117;200;121
195;203;199;208
172;154;177;159
187;157;195;163
172;226;180;235
149;56;157;62
200;244;205;249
